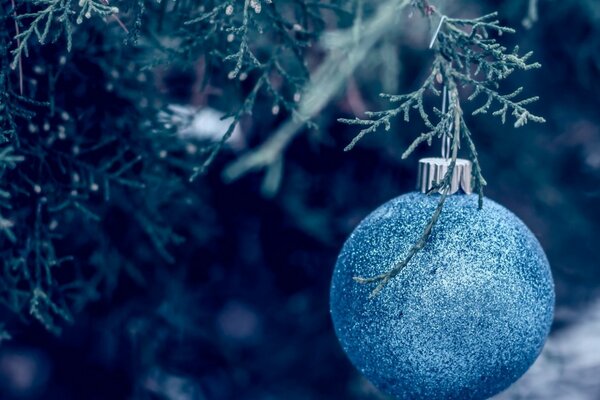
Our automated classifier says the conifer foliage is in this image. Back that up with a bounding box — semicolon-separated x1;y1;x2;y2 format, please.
0;0;543;334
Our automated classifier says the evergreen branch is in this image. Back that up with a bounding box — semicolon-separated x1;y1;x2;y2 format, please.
0;146;23;243
10;0;24;94
401;129;437;159
76;0;119;25
10;0;120;69
340;59;441;151
184;4;227;25
184;0;348;178
189;72;268;181
401;91;455;159
461;119;486;209
223;0;260;79
0;145;25;167
222;0;414;185
0;215;16;243
453;71;545;126
30;287;73;335
354;89;462;297
438;14;541;85
342;6;545;295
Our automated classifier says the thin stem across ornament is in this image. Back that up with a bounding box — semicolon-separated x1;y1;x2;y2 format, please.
354;87;463;297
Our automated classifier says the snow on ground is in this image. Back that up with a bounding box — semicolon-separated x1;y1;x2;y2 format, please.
495;297;600;400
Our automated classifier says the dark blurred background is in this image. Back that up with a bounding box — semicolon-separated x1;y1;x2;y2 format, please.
0;0;598;399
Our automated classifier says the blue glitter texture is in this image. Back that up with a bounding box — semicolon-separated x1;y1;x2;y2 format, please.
330;192;554;400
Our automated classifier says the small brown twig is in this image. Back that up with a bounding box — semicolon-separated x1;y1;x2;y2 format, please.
100;0;129;33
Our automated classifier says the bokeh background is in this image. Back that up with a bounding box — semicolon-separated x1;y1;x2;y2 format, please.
0;0;599;399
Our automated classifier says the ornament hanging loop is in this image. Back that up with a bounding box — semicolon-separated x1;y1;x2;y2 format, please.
440;85;451;159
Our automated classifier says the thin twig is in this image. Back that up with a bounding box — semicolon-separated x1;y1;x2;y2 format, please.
10;0;23;95
354;87;462;298
100;0;129;33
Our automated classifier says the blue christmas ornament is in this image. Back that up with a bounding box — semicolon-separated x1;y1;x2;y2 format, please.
330;191;554;400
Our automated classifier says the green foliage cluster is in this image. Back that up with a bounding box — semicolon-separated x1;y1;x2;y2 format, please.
0;0;353;334
1;1;186;334
10;0;120;68
0;0;545;332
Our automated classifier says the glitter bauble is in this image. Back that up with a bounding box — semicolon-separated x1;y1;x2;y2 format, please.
330;192;554;400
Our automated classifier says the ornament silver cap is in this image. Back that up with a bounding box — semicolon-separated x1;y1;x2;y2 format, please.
417;157;472;195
